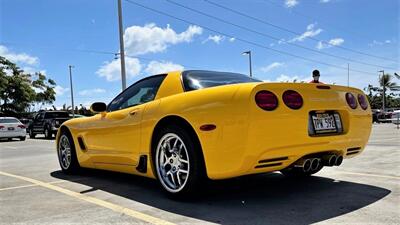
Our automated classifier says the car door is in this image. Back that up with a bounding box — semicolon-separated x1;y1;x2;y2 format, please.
83;75;167;169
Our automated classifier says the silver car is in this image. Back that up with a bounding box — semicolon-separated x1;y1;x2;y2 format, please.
0;117;27;141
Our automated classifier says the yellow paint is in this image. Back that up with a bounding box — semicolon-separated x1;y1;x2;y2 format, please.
0;171;176;225
58;71;372;180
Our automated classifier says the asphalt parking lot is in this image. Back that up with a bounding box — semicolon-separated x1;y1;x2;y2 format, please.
0;124;399;225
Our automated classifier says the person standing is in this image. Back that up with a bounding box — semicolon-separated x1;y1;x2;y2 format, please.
309;69;323;83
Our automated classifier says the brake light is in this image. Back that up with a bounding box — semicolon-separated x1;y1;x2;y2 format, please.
18;125;26;129
255;91;278;111
357;94;368;110
282;90;303;110
0;125;4;129
345;93;357;109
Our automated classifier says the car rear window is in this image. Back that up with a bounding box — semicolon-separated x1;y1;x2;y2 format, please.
182;70;261;91
44;112;69;119
0;118;20;123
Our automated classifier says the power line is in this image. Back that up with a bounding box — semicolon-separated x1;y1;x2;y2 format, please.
203;0;397;63
124;0;377;75
167;0;396;70
0;42;203;70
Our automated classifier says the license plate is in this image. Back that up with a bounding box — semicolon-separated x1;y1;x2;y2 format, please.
312;113;337;133
8;127;15;131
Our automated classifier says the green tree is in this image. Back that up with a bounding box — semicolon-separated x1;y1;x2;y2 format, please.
0;56;57;115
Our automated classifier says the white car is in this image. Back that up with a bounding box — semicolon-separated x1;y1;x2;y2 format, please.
0;117;27;141
391;110;400;125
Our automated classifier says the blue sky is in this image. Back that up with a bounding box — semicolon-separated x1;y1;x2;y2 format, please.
1;0;399;108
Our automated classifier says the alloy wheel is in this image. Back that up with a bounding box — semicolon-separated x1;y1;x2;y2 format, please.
155;133;190;193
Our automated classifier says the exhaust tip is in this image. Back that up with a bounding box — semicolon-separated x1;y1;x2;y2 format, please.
335;155;343;166
311;158;320;171
322;155;337;167
303;159;312;172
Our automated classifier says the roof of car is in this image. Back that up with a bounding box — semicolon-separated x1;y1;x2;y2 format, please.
0;117;18;119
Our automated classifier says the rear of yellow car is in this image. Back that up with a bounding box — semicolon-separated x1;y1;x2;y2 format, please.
200;82;371;179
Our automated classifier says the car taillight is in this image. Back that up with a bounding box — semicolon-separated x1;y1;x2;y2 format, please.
358;94;368;110
282;90;303;110
346;93;357;109
0;125;4;129
255;90;278;111
18;125;26;129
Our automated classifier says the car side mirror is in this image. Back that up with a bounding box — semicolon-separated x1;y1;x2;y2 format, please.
90;102;107;113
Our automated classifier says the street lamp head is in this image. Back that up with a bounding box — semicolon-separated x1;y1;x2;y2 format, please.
242;51;251;55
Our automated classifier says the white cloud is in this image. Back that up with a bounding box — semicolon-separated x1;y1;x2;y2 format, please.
260;62;284;72
0;45;39;65
276;74;309;83
79;88;106;96
202;35;236;44
54;85;69;96
368;39;392;47
320;0;331;3
96;57;141;81
317;38;344;49
145;61;184;75
285;0;299;8
124;23;202;55
289;23;322;42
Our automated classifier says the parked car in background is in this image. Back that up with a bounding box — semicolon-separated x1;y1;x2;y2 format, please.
0;117;27;141
391;110;400;125
69;114;86;118
28;111;70;139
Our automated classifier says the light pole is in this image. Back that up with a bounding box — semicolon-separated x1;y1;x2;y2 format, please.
378;70;385;112
68;65;75;118
242;51;252;77
117;0;127;90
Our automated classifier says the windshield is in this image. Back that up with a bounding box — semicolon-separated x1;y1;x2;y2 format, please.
0;118;20;123
44;112;69;119
182;70;261;91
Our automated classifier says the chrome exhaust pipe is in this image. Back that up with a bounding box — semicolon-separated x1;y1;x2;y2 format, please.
335;155;343;166
310;158;320;171
294;159;312;172
322;155;337;167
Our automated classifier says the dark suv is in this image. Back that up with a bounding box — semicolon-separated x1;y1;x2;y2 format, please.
28;111;70;139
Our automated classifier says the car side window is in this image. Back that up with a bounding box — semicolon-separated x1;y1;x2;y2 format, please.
108;75;166;112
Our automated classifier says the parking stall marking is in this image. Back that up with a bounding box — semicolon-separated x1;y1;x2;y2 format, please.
0;171;176;225
337;171;400;180
0;179;85;191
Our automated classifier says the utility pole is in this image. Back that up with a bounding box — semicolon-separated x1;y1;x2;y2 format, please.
242;51;252;77
68;65;75;118
117;0;127;90
378;70;385;112
347;63;349;87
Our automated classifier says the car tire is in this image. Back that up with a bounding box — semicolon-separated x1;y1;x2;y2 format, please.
57;129;80;174
29;129;36;138
45;127;52;139
153;125;205;199
20;137;26;141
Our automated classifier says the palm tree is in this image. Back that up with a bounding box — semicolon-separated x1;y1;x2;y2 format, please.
380;73;400;110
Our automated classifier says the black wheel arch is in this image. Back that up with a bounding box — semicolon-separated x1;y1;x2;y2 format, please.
150;115;207;178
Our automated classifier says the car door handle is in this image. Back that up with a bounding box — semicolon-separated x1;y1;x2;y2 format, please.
129;110;138;116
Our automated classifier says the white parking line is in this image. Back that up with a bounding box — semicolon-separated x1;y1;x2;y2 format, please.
0;171;176;225
0;179;84;191
338;171;400;180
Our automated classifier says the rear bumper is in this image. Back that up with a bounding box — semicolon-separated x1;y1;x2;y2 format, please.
201;109;371;180
0;130;26;138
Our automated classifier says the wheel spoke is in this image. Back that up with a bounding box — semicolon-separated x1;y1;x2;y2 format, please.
176;171;182;186
179;169;188;174
179;158;188;164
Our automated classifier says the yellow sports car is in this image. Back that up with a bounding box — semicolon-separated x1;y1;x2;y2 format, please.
56;70;372;197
